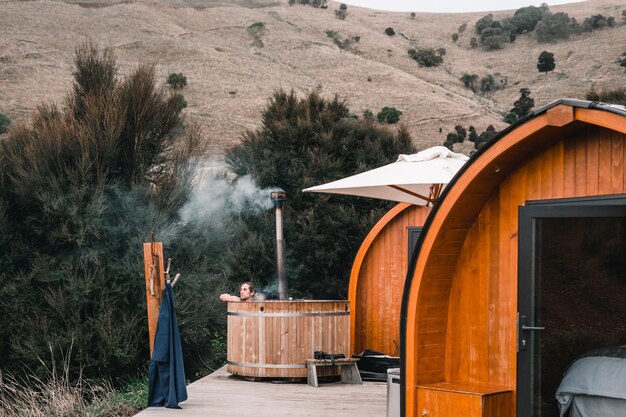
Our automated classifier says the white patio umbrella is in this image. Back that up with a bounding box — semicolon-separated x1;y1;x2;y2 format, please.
302;146;468;206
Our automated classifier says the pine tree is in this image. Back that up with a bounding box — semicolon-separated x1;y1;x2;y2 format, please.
537;51;556;73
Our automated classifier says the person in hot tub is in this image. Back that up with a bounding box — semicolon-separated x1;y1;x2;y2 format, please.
219;282;259;302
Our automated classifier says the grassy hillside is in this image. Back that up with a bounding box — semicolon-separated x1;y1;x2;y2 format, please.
0;0;624;156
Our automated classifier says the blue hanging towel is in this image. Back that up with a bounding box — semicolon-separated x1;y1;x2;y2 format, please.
148;281;188;408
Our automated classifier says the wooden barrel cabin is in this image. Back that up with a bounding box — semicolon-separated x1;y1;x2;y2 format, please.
348;203;431;355
401;99;626;417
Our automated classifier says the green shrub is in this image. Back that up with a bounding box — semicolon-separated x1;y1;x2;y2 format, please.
480;27;506;50
536;12;578;43
408;47;444;67
444;125;467;149
325;30;358;49
507;5;547;34
504;112;520;124
537;50;555;73
293;0;328;5
460;73;479;92
335;3;347;19
174;93;188;112
458;23;467;33
226;90;415;298
585;87;626;105
582;14;614;31
167;72;187;89
463;73;505;94
410;12;416;19
385;27;396;36
377;106;402;124
0;43;209;383
247;21;266;47
475;125;498;149
480;74;496;92
443;125;497;151
475;14;499;35
451;33;459;42
618;52;626;69
0;112;10;134
247;21;266;35
505;88;535;124
468;126;478;143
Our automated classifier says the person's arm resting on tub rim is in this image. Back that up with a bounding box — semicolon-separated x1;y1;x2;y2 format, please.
219;282;256;302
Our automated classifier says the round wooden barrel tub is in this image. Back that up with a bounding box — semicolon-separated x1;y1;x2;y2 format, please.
226;300;350;378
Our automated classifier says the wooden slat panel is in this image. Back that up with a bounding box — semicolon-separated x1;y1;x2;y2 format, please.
539;145;553;199
487;192;502;387
575;129;588;195
501;165;524;386
611;131;624;193
552;140;565;198
528;151;542;200
586;126;599;195
418;386;513;417
563;135;576;197
477;199;492;385
497;179;512;389
468;215;481;384
351;205;431;354
598;126;612;195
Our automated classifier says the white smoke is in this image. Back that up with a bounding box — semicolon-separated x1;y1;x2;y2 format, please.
260;281;278;299
179;165;275;225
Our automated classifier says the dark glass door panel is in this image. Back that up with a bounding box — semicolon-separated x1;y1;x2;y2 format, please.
517;199;626;417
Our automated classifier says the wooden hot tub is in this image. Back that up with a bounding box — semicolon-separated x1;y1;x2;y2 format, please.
226;300;350;378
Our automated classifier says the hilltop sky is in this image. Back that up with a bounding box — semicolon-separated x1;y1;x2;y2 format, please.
336;0;585;13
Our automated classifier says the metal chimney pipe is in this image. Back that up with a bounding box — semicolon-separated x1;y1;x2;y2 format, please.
270;190;287;300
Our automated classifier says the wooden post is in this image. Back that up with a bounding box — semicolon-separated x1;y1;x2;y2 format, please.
143;242;165;358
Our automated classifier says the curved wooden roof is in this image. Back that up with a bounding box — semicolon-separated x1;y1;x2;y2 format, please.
400;99;626;417
348;203;431;354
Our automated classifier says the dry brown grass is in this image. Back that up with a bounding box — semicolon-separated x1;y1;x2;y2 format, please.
0;0;624;157
0;346;142;417
0;374;140;417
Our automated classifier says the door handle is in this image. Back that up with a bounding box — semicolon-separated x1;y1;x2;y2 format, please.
521;326;545;331
518;315;545;351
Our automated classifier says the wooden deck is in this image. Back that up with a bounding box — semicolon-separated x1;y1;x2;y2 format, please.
135;366;388;417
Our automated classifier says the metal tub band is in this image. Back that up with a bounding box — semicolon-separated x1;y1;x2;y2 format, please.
227;311;349;317
227;360;306;369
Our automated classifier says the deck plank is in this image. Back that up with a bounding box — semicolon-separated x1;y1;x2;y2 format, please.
135;366;387;417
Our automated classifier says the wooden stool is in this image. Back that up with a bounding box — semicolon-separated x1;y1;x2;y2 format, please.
306;358;362;387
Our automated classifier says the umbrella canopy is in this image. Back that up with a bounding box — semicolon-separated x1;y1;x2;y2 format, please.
302;146;468;205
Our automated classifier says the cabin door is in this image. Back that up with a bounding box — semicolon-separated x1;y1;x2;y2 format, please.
516;196;626;417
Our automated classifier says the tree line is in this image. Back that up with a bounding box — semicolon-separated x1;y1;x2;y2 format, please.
0;45;415;389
